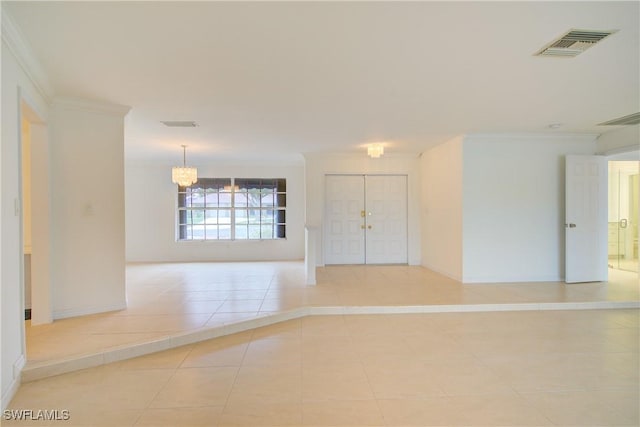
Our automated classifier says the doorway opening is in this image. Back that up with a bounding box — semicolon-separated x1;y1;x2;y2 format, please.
22;115;32;320
608;160;639;273
20;96;52;325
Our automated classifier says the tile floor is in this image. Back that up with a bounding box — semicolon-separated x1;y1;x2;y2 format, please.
11;262;640;425
7;309;639;426
25;262;640;365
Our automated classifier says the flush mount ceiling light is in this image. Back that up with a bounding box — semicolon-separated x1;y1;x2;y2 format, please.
367;143;384;158
171;145;197;187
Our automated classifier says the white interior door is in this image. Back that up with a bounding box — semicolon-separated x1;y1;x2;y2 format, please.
324;174;408;265
324;175;365;264
565;155;607;283
365;175;408;264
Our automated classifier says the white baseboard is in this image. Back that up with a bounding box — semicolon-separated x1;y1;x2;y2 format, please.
420;263;463;282
1;354;26;411
462;275;563;283
53;302;126;320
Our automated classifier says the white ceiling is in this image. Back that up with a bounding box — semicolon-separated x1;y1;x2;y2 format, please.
4;1;639;164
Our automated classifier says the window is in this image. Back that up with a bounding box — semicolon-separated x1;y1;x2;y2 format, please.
178;178;286;240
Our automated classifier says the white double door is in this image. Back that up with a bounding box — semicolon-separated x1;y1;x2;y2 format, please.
325;174;408;265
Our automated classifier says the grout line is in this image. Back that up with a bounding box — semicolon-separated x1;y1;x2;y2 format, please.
21;301;639;382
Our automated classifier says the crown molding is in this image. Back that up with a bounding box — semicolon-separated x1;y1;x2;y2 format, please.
463;132;600;144
52;97;131;117
1;9;54;103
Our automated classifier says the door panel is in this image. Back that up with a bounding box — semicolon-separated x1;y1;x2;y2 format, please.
365;175;408;264
325;174;408;265
324;175;365;264
565;155;607;283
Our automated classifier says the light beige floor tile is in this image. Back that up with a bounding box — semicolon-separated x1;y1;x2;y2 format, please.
80;369;176;410
521;391;638;426
149;367;238;408
302;400;385;426
351;335;418;364
11;368;173;412
378;394;554;427
218;400;302;426
226;290;270;299
180;341;248;368
135;406;224;426
15;262;640;427
403;334;476;363
363;360;445;399
242;337;302;367
93;314;212;334
444;393;554;426
178;300;225;314
592;389;640;425
0;412;54;427
183;290;232;301
301;335;360;364
205;312;260;326
58;406;142;426
25;262;640;365
377;397;463;426
430;361;516;396
216;299;264;313
259;297;304;312
302;361;374;401
228;365;302;403
300;315;349;336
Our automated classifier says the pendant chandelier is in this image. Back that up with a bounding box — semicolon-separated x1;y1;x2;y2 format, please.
171;145;197;187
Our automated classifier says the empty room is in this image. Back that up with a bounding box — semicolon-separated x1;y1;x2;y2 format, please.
1;1;639;426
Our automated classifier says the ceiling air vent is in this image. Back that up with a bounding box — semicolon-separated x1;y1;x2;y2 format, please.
161;120;198;127
598;112;640;126
535;29;618;57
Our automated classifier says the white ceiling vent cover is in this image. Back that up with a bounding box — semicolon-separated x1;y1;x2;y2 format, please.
535;29;618;57
598;112;640;126
161;120;198;127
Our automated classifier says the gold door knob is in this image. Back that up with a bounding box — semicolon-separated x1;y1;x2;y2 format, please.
361;225;365;229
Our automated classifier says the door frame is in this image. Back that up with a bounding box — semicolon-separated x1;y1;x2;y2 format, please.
323;173;409;265
606;149;640;274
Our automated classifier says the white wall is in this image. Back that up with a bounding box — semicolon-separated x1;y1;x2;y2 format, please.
304;153;421;266
49;99;129;319
1;42;49;409
420;137;463;280
125;162;305;262
462;134;597;282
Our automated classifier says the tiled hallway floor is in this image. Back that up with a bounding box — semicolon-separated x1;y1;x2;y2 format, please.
9;309;639;426
26;262;639;365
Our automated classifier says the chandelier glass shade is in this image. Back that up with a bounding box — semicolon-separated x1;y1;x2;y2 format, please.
172;145;198;187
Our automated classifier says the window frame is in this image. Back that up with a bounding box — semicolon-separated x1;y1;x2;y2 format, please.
176;177;287;241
